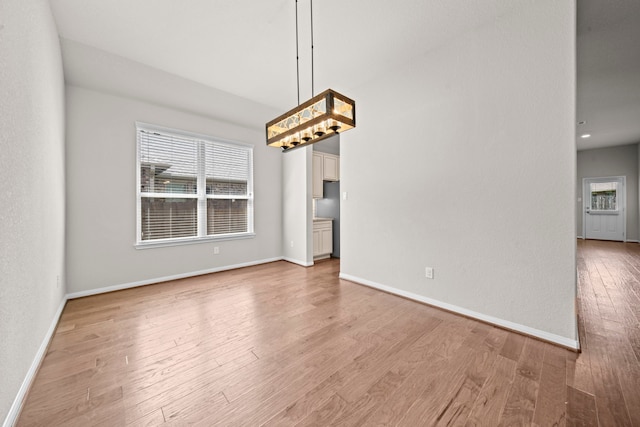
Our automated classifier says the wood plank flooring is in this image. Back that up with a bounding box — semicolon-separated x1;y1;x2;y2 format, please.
16;239;640;425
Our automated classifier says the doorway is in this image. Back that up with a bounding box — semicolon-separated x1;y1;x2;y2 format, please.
582;176;626;241
313;135;341;260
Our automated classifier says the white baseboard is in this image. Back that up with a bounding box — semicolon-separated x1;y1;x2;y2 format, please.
66;257;283;299
282;257;314;267
3;298;67;427
578;236;639;243
339;273;580;350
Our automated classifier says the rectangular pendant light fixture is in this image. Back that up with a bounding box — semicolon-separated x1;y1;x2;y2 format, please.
266;88;356;151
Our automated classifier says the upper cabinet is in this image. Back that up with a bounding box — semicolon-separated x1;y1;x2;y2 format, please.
322;153;339;181
313;152;340;199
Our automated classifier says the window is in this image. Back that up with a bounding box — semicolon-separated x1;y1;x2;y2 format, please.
136;123;253;246
589;182;618;211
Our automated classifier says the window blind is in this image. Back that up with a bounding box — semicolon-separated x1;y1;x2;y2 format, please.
137;124;253;244
204;142;250;236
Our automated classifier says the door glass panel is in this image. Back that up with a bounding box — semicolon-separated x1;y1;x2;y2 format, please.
590;182;618;211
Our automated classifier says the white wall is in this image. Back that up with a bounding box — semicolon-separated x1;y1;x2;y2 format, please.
282;147;314;266
577;144;639;240
340;1;577;346
65;85;282;294
0;0;66;423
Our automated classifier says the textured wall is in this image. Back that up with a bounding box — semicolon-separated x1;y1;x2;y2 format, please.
65;86;283;293
340;1;577;343
577;144;639;240
0;0;66;422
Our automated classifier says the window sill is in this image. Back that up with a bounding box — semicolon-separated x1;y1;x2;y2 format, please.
135;233;255;250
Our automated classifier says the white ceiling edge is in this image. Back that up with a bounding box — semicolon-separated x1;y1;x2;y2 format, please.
60;38;281;130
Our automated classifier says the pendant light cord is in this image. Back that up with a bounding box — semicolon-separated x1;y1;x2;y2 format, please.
294;0;316;104
310;0;315;97
295;0;300;105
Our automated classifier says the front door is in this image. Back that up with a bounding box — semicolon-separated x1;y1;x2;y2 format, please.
583;176;625;241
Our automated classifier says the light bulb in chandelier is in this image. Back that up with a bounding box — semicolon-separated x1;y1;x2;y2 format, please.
314;122;326;137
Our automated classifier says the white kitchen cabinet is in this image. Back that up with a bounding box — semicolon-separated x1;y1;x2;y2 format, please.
322;153;339;181
313;152;340;199
312;153;324;199
313;219;333;259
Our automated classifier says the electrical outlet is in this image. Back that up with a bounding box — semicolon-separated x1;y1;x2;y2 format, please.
343;192;348;201
425;267;434;279
290;241;294;248
56;275;60;288
213;246;220;255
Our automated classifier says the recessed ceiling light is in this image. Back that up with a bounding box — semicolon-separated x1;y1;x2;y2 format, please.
578;121;586;125
581;134;591;138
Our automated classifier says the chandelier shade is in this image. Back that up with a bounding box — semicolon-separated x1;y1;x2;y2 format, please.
266;88;356;151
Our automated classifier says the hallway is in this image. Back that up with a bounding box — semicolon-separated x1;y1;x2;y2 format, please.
572;239;640;425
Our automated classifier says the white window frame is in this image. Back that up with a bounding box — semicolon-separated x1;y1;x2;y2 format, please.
135;122;254;249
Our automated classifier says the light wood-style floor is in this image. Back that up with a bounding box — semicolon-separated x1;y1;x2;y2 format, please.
16;239;640;426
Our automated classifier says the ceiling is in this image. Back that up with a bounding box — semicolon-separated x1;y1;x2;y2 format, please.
49;0;640;151
577;0;640;150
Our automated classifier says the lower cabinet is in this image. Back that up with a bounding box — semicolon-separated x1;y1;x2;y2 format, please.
313;220;333;259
